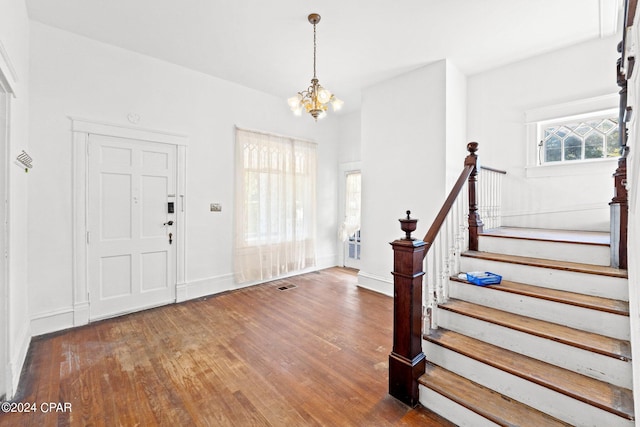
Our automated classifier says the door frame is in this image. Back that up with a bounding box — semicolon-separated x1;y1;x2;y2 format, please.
337;161;361;268
0;42;18;399
0;71;10;400
71;117;188;325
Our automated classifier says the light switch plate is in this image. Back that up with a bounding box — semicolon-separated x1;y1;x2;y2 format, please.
210;203;222;212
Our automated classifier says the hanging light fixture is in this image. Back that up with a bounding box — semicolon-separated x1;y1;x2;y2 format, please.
288;13;344;121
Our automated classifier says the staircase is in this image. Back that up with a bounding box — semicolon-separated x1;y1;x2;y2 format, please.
419;227;633;426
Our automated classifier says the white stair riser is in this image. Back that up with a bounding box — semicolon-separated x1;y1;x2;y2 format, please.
448;281;630;340
434;309;632;389
479;237;610;266
419;385;500;427
423;341;634;427
460;257;628;301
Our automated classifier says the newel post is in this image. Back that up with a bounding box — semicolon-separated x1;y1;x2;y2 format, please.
466;142;483;251
389;211;426;407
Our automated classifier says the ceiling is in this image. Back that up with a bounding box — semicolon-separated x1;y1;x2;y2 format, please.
25;0;623;113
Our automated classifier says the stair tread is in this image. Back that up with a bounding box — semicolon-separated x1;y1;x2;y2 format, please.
439;299;631;360
420;362;572;427
480;227;610;246
425;329;634;420
463;250;628;278
450;276;630;316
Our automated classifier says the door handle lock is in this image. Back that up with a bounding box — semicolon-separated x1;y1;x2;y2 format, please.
168;232;173;245
164;221;174;226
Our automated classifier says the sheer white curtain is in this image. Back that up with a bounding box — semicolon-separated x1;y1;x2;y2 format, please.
339;171;361;241
234;128;317;283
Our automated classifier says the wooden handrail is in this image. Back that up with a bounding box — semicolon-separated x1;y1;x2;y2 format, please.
422;142;482;254
480;165;507;175
422;165;473;251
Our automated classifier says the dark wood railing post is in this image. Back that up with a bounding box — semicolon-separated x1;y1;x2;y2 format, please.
610;40;629;269
389;211;426;407
466;142;483;251
610;156;628;269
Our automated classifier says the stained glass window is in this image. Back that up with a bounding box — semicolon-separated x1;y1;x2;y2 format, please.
541;116;620;163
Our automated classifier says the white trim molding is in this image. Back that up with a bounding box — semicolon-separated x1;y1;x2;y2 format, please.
177;274;236;303
8;321;29;395
524;94;618;171
30;307;74;337
69;117;189;146
357;271;393;297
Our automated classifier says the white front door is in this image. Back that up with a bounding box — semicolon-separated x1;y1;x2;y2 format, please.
88;135;177;320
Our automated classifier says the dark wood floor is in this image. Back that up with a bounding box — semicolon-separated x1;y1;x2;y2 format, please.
1;267;454;427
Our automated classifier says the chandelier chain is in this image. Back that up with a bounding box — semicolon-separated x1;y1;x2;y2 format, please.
313;23;317;79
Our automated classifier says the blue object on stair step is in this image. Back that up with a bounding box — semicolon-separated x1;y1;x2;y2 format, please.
465;271;502;286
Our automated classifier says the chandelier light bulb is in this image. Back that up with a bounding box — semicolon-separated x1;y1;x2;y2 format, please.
331;98;344;111
317;87;332;104
288;96;301;109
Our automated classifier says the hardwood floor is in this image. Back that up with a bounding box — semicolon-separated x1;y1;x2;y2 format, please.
0;268;454;427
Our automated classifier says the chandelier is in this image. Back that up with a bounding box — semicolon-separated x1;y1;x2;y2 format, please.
288;13;343;121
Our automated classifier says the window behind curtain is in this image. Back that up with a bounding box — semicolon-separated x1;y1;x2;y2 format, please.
234;128;317;283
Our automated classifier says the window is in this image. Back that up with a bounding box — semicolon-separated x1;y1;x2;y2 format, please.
539;113;620;164
234;128;317;283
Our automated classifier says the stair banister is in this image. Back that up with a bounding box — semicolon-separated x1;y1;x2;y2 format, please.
612;35;630;269
389;142;481;406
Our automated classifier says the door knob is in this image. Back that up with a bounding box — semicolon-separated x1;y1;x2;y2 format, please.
164;221;174;226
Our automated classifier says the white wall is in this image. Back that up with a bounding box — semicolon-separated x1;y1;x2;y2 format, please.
445;61;468;186
336;110;362;165
358;60;467;295
0;0;31;398
468;35;620;231
27;22;340;335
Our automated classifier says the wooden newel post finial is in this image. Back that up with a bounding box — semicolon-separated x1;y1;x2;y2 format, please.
399;210;418;240
466;142;483;251
389;212;426;406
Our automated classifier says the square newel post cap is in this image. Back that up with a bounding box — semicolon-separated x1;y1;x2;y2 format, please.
392;211;425;247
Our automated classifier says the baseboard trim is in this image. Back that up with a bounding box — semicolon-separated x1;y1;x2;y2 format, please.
357;271;393;297
73;302;90;326
9;322;30;398
30;307;74;337
317;254;338;270
177;273;236;302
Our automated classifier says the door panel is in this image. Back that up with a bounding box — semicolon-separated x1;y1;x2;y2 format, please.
141;175;168;237
100;255;132;299
101;173;132;239
88;135;176;320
